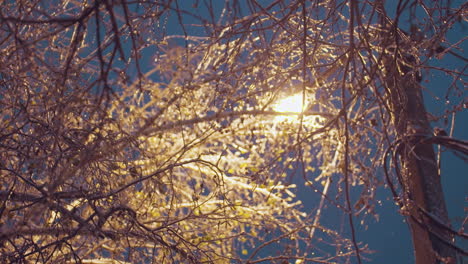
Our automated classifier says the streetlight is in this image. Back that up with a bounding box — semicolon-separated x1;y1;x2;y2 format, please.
272;93;325;129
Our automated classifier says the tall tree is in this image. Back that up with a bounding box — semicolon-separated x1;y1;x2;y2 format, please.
0;1;466;263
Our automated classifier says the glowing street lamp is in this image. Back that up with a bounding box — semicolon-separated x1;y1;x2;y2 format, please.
272;93;307;123
271;92;327;129
272;93;307;114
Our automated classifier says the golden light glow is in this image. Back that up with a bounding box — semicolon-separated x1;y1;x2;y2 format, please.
271;93;325;129
272;93;306;123
273;93;306;114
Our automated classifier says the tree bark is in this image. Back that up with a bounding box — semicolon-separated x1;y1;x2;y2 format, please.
385;59;457;263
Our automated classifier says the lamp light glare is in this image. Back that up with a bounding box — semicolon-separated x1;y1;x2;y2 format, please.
273;94;306;113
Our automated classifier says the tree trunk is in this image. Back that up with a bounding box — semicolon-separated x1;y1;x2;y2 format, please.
385;59;457;263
